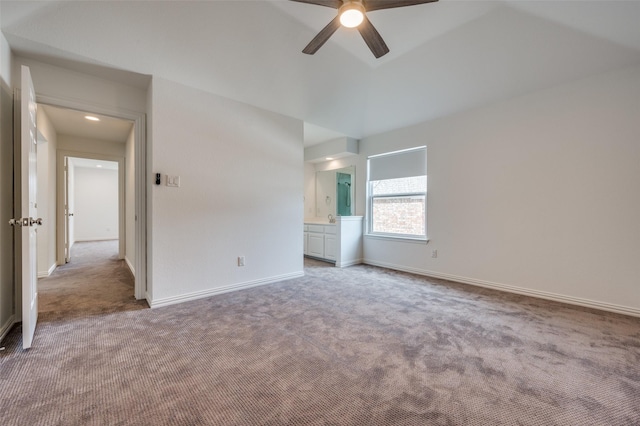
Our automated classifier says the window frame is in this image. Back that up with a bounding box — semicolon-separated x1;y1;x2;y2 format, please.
366;147;428;242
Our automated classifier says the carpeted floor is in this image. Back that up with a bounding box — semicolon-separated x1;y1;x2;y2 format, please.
37;240;148;323
1;241;639;425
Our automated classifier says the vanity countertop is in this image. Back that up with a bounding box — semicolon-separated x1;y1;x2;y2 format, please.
304;216;363;225
304;218;334;225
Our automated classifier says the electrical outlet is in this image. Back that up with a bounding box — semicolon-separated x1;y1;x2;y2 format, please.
238;256;245;267
431;250;438;258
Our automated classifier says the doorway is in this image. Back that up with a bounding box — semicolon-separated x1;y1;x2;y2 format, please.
9;65;148;350
33;102;146;302
63;157;122;263
336;172;352;216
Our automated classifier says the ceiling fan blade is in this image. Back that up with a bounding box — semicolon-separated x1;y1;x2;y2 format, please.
290;0;343;9
357;15;389;58
364;0;438;12
303;16;342;55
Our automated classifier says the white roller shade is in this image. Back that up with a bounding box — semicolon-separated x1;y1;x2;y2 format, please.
369;147;426;181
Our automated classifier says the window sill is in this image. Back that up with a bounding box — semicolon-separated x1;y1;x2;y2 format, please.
364;234;429;244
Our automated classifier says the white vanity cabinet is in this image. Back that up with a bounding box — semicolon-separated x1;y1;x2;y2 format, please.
324;226;337;260
306;225;326;258
304;217;363;267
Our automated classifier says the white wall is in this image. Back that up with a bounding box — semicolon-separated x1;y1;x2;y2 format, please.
359;64;640;315
303;162;315;219
13;57;147;114
149;77;303;306
315;168;336;220
0;27;15;339
125;127;135;275
36;107;58;277
73;166;119;242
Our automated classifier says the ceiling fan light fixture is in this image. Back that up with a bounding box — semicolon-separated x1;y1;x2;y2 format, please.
339;2;365;28
296;0;438;58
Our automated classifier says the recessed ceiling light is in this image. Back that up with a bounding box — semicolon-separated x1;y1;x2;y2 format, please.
325;157;334;160
85;116;100;121
96;165;102;168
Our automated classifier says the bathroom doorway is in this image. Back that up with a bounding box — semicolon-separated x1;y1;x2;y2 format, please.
336;172;352;216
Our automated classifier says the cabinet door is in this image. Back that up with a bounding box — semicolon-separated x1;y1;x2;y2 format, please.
303;232;308;255
324;235;337;260
308;233;325;258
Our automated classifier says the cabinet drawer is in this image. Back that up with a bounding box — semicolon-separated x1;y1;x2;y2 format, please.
307;225;324;233
324;225;336;235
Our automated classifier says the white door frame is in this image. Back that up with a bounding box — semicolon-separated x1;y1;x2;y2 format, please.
57;151;125;261
63;156;71;263
39;94;147;301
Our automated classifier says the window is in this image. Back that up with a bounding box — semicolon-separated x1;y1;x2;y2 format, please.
367;147;427;240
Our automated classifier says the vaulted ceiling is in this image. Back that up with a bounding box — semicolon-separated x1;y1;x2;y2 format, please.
2;0;640;144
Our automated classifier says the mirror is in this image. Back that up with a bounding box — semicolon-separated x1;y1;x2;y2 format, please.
315;166;355;218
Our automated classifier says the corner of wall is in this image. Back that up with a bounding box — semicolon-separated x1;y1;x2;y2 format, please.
0;30;15;338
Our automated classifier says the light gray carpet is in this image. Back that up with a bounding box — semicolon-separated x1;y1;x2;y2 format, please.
1;241;639;425
37;240;148;323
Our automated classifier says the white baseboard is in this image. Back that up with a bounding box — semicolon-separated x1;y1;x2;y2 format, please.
74;237;118;242
37;263;57;278
336;258;363;268
149;271;305;309
363;259;640;318
0;314;16;343
124;256;135;277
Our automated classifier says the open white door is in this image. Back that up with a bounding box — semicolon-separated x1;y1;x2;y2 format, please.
11;65;40;349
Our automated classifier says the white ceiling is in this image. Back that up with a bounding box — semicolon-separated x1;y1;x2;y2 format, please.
304;122;348;147
40;104;134;143
2;1;640;145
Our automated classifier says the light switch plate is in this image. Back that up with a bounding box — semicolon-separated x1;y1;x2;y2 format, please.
166;175;180;187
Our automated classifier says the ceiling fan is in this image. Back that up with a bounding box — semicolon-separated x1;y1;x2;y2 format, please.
291;0;438;58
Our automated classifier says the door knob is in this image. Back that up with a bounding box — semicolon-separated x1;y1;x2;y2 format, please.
31;217;43;226
9;218;30;227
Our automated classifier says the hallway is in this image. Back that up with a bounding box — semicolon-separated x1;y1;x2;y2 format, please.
38;240;148;323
